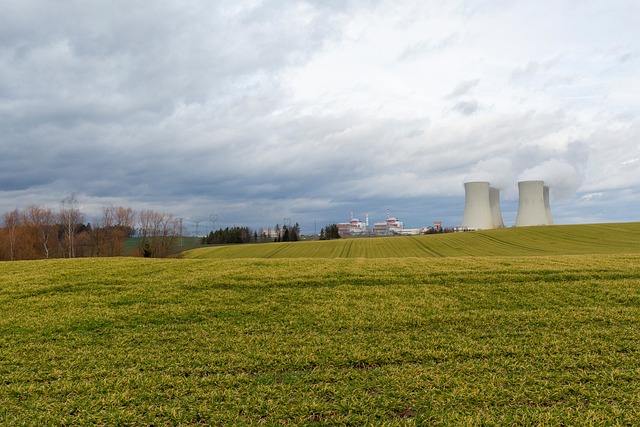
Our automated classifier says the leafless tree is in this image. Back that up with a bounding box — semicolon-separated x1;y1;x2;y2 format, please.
88;215;109;257
59;193;83;258
2;209;20;261
87;206;136;256
113;206;135;234
138;209;179;257
106;206;135;256
22;205;56;259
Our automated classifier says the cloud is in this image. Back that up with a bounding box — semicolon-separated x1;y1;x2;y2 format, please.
581;192;602;201
452;99;479;115
518;159;583;201
617;52;633;64
462;133;591;202
464;157;514;190
510;61;541;81
445;79;480;99
0;0;639;232
397;33;460;61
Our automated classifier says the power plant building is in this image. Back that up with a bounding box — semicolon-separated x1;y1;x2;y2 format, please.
461;181;504;230
337;217;367;236
336;179;555;236
337;212;370;236
515;180;553;226
373;217;404;235
336;211;410;236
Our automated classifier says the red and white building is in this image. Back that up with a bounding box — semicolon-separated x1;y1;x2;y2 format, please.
337;213;369;236
373;216;405;235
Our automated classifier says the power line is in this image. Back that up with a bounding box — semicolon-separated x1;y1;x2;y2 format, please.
210;213;218;232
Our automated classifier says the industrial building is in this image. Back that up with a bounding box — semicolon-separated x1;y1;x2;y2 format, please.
373;216;404;236
461;179;554;229
461;181;505;230
337;211;417;236
336;178;555;237
337;212;369;236
515;180;553;226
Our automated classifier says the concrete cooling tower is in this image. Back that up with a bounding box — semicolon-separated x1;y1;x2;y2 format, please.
544;185;553;225
461;181;504;229
489;187;505;229
515;180;553;226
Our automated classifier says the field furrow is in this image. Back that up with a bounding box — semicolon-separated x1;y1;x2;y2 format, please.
185;222;640;259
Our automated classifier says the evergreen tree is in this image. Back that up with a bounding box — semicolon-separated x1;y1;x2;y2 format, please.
202;226;254;244
321;224;340;240
330;224;341;239
291;223;300;241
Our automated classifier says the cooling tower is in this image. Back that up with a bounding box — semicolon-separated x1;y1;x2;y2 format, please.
489;186;505;228
515;180;553;226
462;181;496;230
544;185;553;225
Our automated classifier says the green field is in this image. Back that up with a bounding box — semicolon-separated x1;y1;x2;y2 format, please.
184;222;640;259
2;223;640;425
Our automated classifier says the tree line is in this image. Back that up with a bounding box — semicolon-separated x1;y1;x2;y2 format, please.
319;224;341;240
201;223;301;245
202;227;254;244
272;223;301;242
0;194;183;261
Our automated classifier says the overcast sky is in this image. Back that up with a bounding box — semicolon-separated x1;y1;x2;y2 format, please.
1;0;638;234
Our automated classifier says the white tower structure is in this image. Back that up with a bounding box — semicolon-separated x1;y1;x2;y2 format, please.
515;180;553;226
544;185;553;225
462;181;503;230
489;187;505;228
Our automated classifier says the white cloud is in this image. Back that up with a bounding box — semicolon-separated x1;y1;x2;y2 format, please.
519;159;582;201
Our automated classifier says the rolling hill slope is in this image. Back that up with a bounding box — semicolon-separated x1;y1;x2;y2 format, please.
182;222;640;259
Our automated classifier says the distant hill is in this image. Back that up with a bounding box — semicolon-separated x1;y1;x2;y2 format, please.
181;222;640;259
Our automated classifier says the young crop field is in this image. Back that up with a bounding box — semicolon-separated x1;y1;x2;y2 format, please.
184;222;640;259
1;252;640;425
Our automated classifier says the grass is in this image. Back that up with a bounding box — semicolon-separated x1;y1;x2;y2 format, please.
1;251;640;425
183;222;640;259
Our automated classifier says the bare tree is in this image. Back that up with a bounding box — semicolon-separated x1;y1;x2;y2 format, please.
88;215;109;257
104;206;135;256
87;206;136;256
59;193;83;258
138;209;179;257
157;212;180;257
2;209;20;261
138;209;158;257
111;206;135;255
22;205;56;259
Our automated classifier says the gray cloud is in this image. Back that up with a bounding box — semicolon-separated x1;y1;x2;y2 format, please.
617;52;633;63
445;79;480;99
1;0;639;232
452;99;479;115
510;61;541;81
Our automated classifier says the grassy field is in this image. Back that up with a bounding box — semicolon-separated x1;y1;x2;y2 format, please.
184;222;640;259
2;246;640;424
